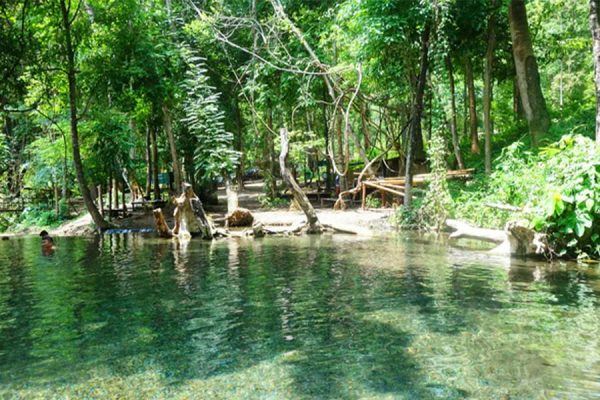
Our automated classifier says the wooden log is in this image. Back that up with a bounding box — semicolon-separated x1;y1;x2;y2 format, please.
363;181;405;197
279;128;322;233
446;219;506;243
446;219;550;257
484;202;523;212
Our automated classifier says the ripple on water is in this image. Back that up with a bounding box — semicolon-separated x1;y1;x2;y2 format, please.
0;234;599;399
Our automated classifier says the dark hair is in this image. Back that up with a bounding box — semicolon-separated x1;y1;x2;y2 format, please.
39;230;49;237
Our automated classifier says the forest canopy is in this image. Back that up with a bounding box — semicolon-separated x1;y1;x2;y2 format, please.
1;0;600;258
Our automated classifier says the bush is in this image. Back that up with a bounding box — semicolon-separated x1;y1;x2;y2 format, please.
452;134;600;259
258;194;289;209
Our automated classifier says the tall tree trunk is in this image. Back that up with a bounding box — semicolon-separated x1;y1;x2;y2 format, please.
265;106;277;198
323;89;332;190
465;57;480;154
163;105;182;192
61;131;68;202
484;0;498;174
151;123;160;200
59;0;109;229
590;0;600;142
335;113;347;191
463;75;469;139
145;125;152;197
508;0;550;145
404;21;431;207
446;56;465;170
233;98;245;189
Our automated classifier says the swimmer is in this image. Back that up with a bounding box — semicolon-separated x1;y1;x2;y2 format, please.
40;230;55;255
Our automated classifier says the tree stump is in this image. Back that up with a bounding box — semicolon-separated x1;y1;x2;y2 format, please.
226;207;254;227
154;183;215;240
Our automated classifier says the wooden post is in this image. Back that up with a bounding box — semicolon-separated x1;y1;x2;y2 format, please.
107;174;112;219
361;183;367;210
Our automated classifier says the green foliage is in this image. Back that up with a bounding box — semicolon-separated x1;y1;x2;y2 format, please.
453;134;600;259
392;198;424;231
17;204;64;229
181;50;239;182
364;193;382;209
418;130;453;232
23;136;69;200
258;194;289;209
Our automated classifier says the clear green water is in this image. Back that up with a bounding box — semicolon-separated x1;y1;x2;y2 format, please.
1;234;600;399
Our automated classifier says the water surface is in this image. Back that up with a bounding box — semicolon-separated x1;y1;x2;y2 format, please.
0;234;599;399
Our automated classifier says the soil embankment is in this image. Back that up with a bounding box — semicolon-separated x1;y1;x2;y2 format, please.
19;181;396;237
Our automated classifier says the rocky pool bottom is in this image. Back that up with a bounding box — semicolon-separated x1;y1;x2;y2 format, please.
0;234;599;399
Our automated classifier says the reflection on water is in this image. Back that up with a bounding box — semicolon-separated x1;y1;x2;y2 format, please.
0;234;599;399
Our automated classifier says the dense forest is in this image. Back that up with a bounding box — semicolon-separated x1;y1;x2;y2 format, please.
1;0;600;258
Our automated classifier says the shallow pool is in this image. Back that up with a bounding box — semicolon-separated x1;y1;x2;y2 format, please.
0;234;599;399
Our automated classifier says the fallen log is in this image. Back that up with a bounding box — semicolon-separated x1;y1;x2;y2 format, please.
446;219;550;257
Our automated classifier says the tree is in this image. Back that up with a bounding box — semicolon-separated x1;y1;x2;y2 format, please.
59;0;109;229
590;0;600;142
508;0;550;145
405;20;432;207
483;0;498;173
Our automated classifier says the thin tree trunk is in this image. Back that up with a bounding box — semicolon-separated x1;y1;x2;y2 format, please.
163;105;182;192
59;0;109;229
446;56;465;170
484;0;498;174
509;0;550;145
465;57;480;154
590;0;600;142
360;101;371;151
114;177;119;210
234;98;245;189
61;131;68;202
145;125;152;197
405;21;431;207
279;128;321;233
463;75;468;139
265;106;277;198
323;89;332;190
107;174;112;218
151;124;160;200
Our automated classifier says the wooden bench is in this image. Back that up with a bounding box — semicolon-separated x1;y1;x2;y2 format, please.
131;199;167;211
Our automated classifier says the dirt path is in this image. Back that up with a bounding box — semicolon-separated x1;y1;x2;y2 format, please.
41;180;396;236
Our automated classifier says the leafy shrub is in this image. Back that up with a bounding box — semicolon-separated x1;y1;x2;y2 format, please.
453;134;600;259
258;194;289;209
394;130;452;232
18;204;63;228
364;193;382;209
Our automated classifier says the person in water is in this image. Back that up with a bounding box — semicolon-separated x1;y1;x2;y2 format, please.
40;230;55;255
